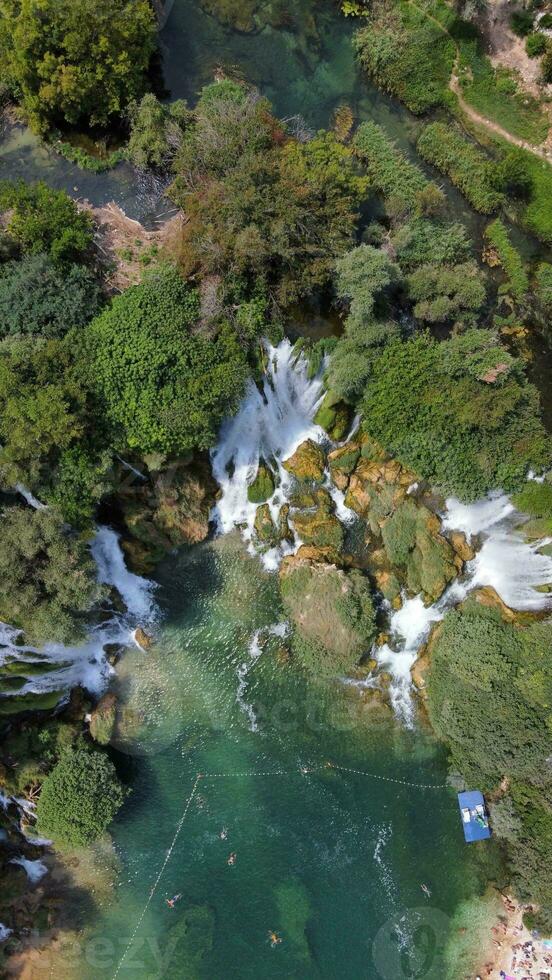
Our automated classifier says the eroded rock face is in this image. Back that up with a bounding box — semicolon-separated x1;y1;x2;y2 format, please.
118;455;217;573
282;439;325;482
279;556;376;677
328;442;361;491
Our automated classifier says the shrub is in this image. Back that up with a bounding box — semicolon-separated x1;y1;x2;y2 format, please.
0;182;94;266
127;94;191;171
525;31;547;56
510;9;534;35
392;218;472;272
353;120;429;218
426;601;552;929
406;260;485;324
37;744;127;846
0;506;104;645
353;0;455;113
0;0;157;133
417;124;503;214
85;265;249;455
335;245;400;326
0;254;102;338
360;330;551;499
484;219;529;303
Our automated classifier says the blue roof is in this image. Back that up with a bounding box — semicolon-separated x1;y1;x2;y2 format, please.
458;791;491;843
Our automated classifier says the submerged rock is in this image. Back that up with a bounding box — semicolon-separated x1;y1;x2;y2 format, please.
279;557;377;677
134;626;153;650
89;692;117;746
283;439;325;482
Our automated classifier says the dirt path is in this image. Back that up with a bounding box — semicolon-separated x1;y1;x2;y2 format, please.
407;0;552;161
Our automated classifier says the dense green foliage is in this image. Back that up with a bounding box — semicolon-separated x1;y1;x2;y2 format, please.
353;0;455;113
525;31;547;57
36;743;126;845
0;181;94;266
361;331;551;499
391;217;472;271
353;121;431;220
0;0;157;133
127;94;191;170
406;260;485;324
170;81;368;307
427;601;552;930
85;265;249;455
417;124;503;213
0;255;102;338
535;261;552;328
0;506;104;644
484;219;528;305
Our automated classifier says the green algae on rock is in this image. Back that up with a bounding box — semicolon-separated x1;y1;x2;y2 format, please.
279;556;376;676
290;489;344;553
314;390;353;441
247;460;277;503
282;438;325;482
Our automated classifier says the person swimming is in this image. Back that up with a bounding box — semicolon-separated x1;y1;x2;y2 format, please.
421;883;431;898
227;852;237;866
166;894;182;908
268;931;282;948
219;827;228;840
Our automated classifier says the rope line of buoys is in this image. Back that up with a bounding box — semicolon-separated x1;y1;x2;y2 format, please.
111;760;448;978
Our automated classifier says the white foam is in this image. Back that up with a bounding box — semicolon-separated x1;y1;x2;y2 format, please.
0;924;12;942
10;856;48;883
91;525;157;621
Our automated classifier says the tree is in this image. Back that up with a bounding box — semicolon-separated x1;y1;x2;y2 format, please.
0;506;104;645
360;330;551;499
36;744;127;846
0;254;102;338
171;82;368;306
335;244;400;326
85;264;249;455
0;0;157;133
0;182;94;266
406;260;485;324
127;94;190;170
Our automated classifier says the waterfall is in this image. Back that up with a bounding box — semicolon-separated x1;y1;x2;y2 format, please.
0;527;157;706
211;339;326;569
378;490;552;726
0;924;12;942
9;856;48;883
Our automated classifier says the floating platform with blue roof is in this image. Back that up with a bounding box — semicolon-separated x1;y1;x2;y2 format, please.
458;790;491;842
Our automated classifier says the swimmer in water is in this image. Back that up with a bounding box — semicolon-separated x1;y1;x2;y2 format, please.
219;827;228;840
166;894;182;908
227;852;237;866
268;931;282;948
421;883;431;898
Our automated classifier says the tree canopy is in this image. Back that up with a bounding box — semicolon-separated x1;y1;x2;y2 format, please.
85;264;250;456
36;743;127;845
0;0;157;133
0;254;102;338
0;506;104;645
0;181;94;266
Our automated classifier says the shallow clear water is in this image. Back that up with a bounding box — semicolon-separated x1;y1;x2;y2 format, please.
73;535;489;980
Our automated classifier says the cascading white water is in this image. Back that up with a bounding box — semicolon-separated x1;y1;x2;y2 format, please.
211;339;327;569
0;526;157;704
9;856;48;883
378;489;552;725
0;924;12;942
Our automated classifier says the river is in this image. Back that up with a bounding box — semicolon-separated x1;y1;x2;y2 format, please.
0;1;545;977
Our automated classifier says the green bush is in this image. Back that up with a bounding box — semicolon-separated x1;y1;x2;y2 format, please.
512;480;552;517
406;260;485;324
353;0;455;113
353;120;429;219
0;506;104;645
484;219;529;303
392;218;472;272
360;330;551;499
417;124;503;214
0;255;102;338
426;601;552;930
0;182;94;266
539;12;552;27
525;31;547;56
510;9;534;35
127;94;191;170
0;0;157;134
85;265;249;455
37;744;127;846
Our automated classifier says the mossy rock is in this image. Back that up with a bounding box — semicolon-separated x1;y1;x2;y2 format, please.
328;442;360;491
247;461;276;504
278;503;294;543
89;692;117;746
381;499;458;602
279;558;377;677
283;439;325;482
254;503;278;545
0;689;65;715
314;390;353;441
291;494;344;553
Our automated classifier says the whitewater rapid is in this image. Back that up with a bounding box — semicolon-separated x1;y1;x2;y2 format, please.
0;526;157;705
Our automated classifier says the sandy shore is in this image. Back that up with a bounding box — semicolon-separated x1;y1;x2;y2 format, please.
476;894;552;979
